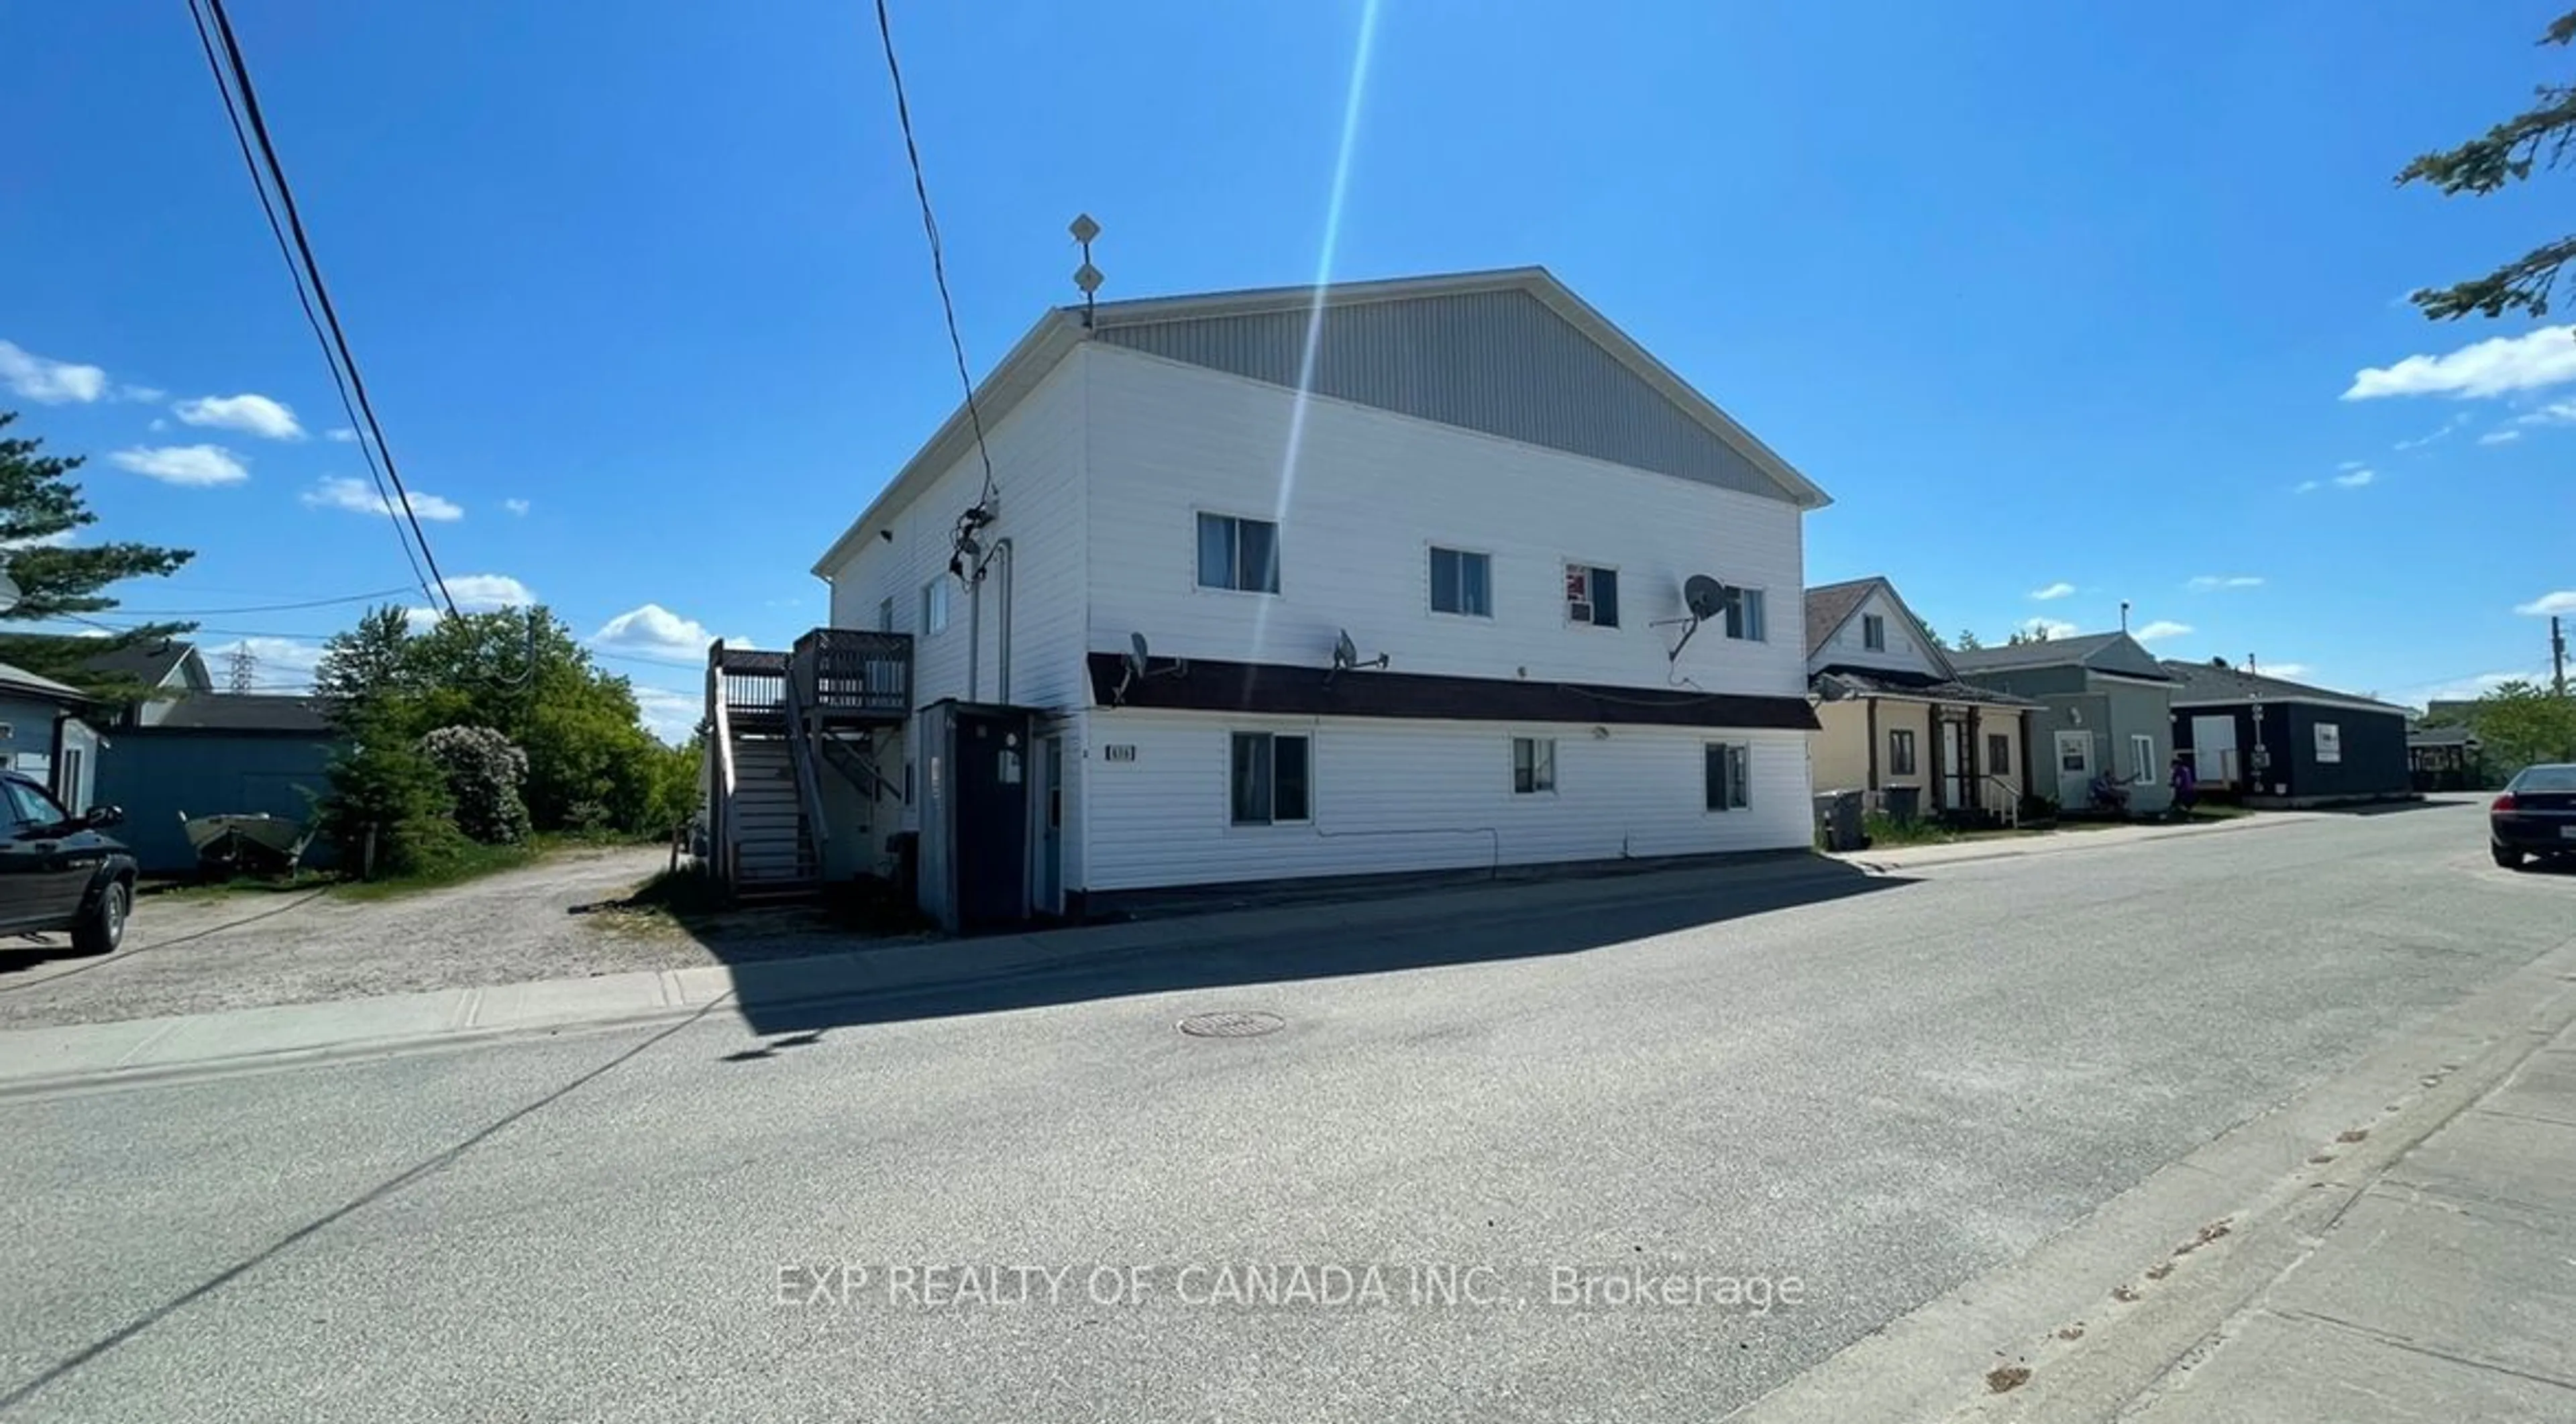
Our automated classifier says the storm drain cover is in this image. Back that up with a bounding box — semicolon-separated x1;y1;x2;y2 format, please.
1178;1010;1285;1040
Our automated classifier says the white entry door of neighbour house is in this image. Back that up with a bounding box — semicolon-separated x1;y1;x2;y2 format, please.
2054;730;2095;808
2189;714;2241;789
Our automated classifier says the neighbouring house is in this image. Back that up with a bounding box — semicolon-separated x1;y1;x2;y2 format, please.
2408;722;2485;792
1950;633;2179;816
1804;577;2042;825
92;694;339;873
706;266;1834;928
0;659;105;812
2157;661;2414;807
80;637;213;724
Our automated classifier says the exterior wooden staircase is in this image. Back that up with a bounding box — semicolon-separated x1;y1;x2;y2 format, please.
702;630;912;899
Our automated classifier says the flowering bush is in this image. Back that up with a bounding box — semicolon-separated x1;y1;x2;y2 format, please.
417;725;533;845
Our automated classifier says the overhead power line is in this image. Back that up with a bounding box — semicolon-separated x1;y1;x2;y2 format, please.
97;584;417;618
185;0;460;618
871;0;995;506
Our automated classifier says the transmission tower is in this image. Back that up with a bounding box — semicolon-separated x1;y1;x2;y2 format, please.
227;645;256;694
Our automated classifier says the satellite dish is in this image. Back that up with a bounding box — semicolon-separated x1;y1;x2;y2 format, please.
1683;575;1731;622
0;569;18;617
1127;632;1150;681
1333;630;1359;671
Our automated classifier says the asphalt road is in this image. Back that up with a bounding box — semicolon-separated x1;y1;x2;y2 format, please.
2;800;2567;1422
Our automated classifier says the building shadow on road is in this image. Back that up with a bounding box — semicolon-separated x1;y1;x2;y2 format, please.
700;858;1911;1044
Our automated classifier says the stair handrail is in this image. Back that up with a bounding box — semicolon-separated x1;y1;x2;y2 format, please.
709;645;738;887
780;651;830;870
1979;771;2020;827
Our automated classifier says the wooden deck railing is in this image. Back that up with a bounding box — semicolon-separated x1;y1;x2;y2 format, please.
792;628;912;721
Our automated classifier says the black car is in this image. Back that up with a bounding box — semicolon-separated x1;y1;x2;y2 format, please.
0;771;133;954
2490;763;2576;869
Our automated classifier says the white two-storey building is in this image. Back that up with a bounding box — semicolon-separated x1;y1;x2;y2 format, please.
702;268;1833;929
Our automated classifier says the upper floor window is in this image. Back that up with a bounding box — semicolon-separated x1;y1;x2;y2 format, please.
1197;512;1280;594
1430;547;1492;618
1725;588;1768;642
920;578;950;636
1861;613;1886;651
877;597;895;634
1564;563;1619;628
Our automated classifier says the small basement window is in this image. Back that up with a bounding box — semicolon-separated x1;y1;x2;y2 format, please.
1511;736;1556;794
1565;563;1619;627
1230;732;1311;825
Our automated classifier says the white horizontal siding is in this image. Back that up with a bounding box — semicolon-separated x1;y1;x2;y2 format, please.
1079;710;1813;892
1812;588;1943;678
1082;345;1807;699
820;351;1089;713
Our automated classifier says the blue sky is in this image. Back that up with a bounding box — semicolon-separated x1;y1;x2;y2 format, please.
4;0;2571;737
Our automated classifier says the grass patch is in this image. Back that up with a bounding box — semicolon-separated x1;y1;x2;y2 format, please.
142;871;346;901
334;838;543;901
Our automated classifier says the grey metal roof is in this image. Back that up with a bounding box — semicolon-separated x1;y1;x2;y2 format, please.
1948;632;2128;672
150;694;334;733
2158;660;2410;715
2408;723;2478;748
0;658;90;703
1812;667;2043;708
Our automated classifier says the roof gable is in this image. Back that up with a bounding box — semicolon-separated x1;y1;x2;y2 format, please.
1803;577;1955;680
1087;268;1827;509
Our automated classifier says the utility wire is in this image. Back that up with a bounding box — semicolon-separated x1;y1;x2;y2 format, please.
182;0;427;608
85;584;417;617
189;0;460;618
871;0;995;506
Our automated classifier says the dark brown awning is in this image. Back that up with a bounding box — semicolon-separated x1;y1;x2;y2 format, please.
1085;653;1818;731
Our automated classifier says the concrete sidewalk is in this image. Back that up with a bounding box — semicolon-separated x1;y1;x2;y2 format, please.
2116;1019;2576;1422
1833;810;2292;872
0;848;1868;1094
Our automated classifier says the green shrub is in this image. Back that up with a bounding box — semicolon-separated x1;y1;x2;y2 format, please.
316;732;452;879
418;725;533;845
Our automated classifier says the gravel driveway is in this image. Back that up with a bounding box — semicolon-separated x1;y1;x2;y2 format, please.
0;845;842;1030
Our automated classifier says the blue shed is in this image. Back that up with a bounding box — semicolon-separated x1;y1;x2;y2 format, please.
93;695;341;874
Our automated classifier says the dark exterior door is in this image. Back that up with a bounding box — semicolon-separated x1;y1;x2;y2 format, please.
951;708;1032;932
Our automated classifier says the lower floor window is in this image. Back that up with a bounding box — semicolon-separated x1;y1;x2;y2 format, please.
1230;731;1311;824
2131;733;2157;779
1511;736;1556;794
1705;742;1750;811
1888;728;1918;777
1986;733;2010;773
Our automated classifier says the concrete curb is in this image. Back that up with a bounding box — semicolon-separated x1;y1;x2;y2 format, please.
0;851;1872;1095
1833;813;2295;874
1723;928;2576;1423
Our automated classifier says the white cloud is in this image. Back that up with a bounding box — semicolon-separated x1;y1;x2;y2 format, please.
174;392;305;440
2516;590;2576;616
2294;480;2321;494
2346;325;2576;400
2479;429;2523;445
300;475;463;522
2400;669;2554;705
0;529;76;551
591;603;723;662
2332;468;2375;488
631;686;703;745
108;443;249;486
2029;581;2076;601
2021;617;2080;641
2337;460;2367;471
445;573;534;610
119;385;165;403
0;339;109;404
2261;663;2313;679
2134;620;2193;642
205;637;326;691
325;427;359;443
2186;575;2264;592
502;498;530;516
